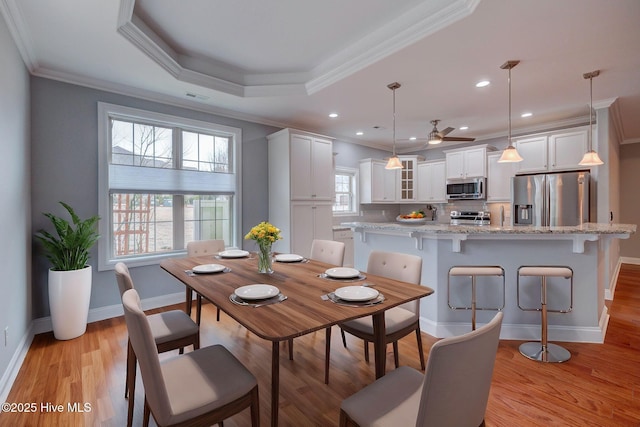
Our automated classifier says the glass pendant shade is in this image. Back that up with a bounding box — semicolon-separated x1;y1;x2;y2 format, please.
498;60;523;163
498;145;523;163
578;150;603;166
580;70;603;166
385;156;403;169
385;82;403;170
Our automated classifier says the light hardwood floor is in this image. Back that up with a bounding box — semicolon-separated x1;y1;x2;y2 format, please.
2;263;640;426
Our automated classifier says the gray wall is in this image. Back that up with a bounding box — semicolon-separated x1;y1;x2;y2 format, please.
620;143;640;257
31;77;279;318
0;17;31;391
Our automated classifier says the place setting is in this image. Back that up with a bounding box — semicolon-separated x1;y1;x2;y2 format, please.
216;249;251;259
229;284;288;308
318;267;366;282
322;284;385;307
273;253;309;263
184;263;231;276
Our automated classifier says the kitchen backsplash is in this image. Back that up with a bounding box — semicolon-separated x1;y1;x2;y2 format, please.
335;201;512;226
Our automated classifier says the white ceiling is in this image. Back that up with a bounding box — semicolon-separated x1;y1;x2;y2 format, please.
3;0;640;152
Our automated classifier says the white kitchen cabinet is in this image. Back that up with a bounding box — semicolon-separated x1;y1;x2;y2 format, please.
513;135;548;173
445;145;492;180
288;133;333;200
333;228;354;267
268;128;334;255
360;159;396;203
514;127;589;174
398;156;421;202
290;202;334;258
487;151;517;202
417;160;446;203
360;156;423;203
549;129;589;171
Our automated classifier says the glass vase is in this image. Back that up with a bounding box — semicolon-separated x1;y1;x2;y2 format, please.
257;242;273;274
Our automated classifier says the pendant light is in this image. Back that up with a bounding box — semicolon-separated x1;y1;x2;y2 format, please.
578;70;604;166
385;82;403;170
498;60;524;163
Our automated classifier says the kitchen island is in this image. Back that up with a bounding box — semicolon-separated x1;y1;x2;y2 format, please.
342;221;636;343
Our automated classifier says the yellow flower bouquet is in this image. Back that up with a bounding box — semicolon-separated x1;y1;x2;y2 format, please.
245;221;282;273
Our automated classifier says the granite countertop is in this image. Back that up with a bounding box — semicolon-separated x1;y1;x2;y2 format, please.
342;221;637;235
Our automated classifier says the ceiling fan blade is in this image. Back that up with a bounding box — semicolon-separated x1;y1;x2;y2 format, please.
438;127;455;137
441;137;476;142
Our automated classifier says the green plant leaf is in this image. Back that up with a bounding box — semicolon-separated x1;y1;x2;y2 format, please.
35;202;100;271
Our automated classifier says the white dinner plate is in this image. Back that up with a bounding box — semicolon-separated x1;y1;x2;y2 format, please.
219;249;250;258
325;267;361;279
192;263;226;274
334;286;379;302
234;284;280;300
275;253;304;263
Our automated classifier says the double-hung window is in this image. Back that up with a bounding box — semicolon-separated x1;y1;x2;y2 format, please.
97;103;241;270
333;167;358;215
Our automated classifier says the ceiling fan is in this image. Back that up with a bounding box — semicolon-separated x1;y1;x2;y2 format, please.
427;120;476;145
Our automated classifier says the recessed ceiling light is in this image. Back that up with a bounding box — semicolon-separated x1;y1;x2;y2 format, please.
409;136;417;141
521;112;533;118
475;80;490;88
356;131;364;136
459;126;469;130
328;112;339;118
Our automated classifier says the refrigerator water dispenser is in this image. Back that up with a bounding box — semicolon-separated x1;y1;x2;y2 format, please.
515;204;533;225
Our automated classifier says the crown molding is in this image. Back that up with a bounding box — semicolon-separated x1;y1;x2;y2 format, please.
117;0;479;98
0;0;39;71
30;66;293;130
306;0;480;94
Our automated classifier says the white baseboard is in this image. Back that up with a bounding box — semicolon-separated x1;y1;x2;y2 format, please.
0;324;35;403
419;306;608;344
1;291;188;402
620;256;640;266
605;257;640;300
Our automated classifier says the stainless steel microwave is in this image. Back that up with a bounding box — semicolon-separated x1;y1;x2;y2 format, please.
446;177;486;200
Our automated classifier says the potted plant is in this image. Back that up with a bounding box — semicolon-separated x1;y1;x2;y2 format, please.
36;202;100;340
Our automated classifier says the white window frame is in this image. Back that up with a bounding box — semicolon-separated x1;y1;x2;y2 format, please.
97;102;242;270
333;166;359;216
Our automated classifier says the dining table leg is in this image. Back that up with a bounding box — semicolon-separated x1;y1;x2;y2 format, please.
271;340;280;427
372;312;387;379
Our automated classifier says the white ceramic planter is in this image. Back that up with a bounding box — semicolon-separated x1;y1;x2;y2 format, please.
48;266;92;340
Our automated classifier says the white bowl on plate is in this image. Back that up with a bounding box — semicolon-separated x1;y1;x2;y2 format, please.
334;286;379;302
275;253;304;263
325;267;360;279
219;249;250;258
192;263;226;274
234;284;280;300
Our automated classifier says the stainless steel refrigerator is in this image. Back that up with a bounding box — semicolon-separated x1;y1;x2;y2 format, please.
511;171;590;226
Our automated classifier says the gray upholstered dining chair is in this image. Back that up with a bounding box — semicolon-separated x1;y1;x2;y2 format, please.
121;288;260;427
311;239;346;266
186;239;226;324
327;251;425;384
115;262;200;427
288;239;345;365
339;311;503;427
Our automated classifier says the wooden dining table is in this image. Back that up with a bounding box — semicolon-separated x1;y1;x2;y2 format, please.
160;254;434;426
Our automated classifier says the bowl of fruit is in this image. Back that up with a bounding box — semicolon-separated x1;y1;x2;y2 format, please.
396;210;428;224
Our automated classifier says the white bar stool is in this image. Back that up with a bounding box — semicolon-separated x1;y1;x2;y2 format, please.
448;266;505;330
517;266;573;363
